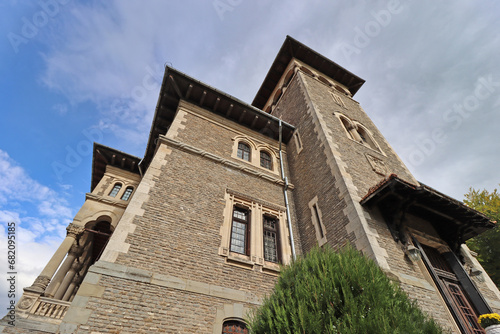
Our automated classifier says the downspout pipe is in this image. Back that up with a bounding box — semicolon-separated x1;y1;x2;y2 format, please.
279;120;296;261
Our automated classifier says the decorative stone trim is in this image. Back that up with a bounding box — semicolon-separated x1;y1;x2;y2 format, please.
85;193;129;209
293;130;304;154
89;261;262;305
66;224;86;238
226;189;286;212
230;135;280;175
165;108;187;139
298;72;390;270
219;191;292;272
213;303;250;334
365;154;388;176
308;196;327;246
24;275;51;294
159;135;294;189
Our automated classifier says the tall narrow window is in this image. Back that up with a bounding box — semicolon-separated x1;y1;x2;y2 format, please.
293;131;303;153
237;142;251;161
108;183;122;197
312;204;325;239
340;117;356;140
357;126;377;150
419;244;485;334
230;207;249;255
263;216;280;263
222;320;248;334
260;151;272;170
120;187;134;201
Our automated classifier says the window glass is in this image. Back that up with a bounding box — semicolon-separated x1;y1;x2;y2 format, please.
358;127;377;150
120;187;133;201
222;320;248;334
237;143;251;161
109;183;122;197
260;151;272;170
263;216;279;263
230;208;249;255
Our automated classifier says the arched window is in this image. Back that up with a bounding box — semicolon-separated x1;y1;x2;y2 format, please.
120;187;134;201
108;183;122;197
260;151;272;170
222;320;248;334
237;142;251;161
357;126;377;150
339;116;356;141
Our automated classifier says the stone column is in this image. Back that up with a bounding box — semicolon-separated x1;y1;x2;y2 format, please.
56;235;93;300
62;255;92;302
44;243;83;298
24;223;85;294
54;260;83;300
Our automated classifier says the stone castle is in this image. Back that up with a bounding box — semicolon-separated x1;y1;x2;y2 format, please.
2;36;499;333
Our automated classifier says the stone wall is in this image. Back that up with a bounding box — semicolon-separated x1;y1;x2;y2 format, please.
55;100;301;333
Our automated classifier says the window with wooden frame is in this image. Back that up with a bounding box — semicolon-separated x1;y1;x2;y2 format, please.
230;207;250;255
108;183;122;197
260;151;272;170
220;191;292;271
222;320;248;334
237;142;251;161
120;186;134;201
263;215;280;263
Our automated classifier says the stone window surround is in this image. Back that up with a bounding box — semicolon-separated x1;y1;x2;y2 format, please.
308;196;327;246
334;112;385;154
231;135;279;175
293;130;303;154
108;183;122;197
213;303;250;334
120;186;134;201
219;191;292;274
222;319;248;334
106;181;135;201
96;165;140;202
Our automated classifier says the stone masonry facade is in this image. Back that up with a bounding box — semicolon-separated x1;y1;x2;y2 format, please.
2;37;499;334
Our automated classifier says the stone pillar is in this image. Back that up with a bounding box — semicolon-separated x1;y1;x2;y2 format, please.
44;243;83;298
56;235;93;300
62;255;92;302
54;260;83;300
24;223;85;294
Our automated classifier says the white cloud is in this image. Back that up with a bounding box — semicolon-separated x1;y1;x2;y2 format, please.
0;150;73;311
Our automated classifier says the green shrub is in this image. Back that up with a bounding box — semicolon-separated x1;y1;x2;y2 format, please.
249;246;444;334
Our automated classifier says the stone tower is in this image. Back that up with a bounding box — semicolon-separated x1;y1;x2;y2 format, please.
3;36;499;334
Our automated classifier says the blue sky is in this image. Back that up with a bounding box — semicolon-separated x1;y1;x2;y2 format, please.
1;1;499;310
